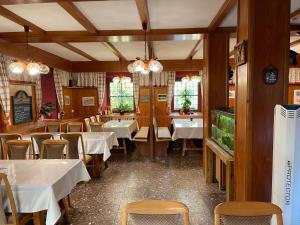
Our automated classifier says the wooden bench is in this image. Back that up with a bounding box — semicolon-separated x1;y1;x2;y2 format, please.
133;126;150;156
153;118;171;157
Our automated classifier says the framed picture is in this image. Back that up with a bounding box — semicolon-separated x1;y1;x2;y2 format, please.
229;90;235;99
82;96;95;106
293;90;300;104
64;96;70;105
157;94;167;102
234;41;247;66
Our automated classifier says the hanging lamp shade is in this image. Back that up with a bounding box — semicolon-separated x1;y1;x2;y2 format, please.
149;59;163;73
39;64;50;74
191;75;201;83
181;76;190;83
113;76;121;83
132;59;144;72
127;62;134;73
121;76;131;83
9;62;24;74
27;62;40;76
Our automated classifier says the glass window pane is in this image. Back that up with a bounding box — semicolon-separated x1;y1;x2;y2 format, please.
110;81;134;111
174;81;199;110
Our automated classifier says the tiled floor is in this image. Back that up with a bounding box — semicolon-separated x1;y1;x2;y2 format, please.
68;152;225;225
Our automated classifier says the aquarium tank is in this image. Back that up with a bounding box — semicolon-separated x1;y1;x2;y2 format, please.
211;108;235;156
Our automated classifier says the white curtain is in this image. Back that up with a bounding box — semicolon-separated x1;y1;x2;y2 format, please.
53;69;70;110
132;73;140;112
153;72;169;86
35;76;42;117
72;72;106;109
167;71;176;113
0;55;11;126
289;68;300;83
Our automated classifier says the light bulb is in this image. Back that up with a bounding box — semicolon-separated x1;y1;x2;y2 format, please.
27;62;40;76
9;62;24;74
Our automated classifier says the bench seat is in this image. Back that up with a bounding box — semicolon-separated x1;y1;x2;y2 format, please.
157;127;171;139
133;127;149;142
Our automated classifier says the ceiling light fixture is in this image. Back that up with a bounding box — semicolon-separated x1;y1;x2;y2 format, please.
9;25;49;76
181;59;201;83
127;23;163;74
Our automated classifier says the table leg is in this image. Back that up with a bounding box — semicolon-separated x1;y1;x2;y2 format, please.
182;139;187;156
226;161;234;201
93;155;101;178
205;147;214;184
123;138;127;155
59;198;71;224
33;211;45;225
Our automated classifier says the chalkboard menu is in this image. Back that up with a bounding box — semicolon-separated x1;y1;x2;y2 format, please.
12;90;33;125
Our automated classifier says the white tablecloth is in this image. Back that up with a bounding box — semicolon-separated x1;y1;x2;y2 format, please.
172;119;203;141
101;120;138;140
0;159;90;225
24;132;118;161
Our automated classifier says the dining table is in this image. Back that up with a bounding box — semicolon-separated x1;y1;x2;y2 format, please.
101;120;138;154
0;159;90;225
172;118;203;156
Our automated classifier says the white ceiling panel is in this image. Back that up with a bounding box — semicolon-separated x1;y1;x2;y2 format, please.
3;3;85;31
112;42;148;61
154;40;199;60
0;15;24;32
291;0;300;24
29;43;90;61
69;42;119;61
193;41;203;59
74;1;142;30
148;0;225;29
220;4;237;27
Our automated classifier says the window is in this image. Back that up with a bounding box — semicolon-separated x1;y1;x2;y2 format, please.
109;82;134;111
174;81;199;110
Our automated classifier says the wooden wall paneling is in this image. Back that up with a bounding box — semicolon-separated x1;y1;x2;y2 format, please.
203;31;229;181
154;86;171;128
235;0;290;201
62;87;74;119
228;84;235;107
136;87;150;127
288;84;300;104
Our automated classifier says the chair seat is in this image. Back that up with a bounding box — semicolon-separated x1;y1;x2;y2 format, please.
157;127;171;139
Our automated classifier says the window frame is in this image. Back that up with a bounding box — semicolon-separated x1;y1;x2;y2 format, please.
173;81;199;111
109;81;135;112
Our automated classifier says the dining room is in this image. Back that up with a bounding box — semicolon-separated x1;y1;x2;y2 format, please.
0;0;299;225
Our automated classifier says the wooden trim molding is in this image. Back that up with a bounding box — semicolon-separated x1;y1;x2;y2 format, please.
186;38;202;60
103;42;127;61
57;42;98;61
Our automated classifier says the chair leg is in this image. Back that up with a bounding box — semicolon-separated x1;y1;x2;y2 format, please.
182;139;187;156
123;139;127;155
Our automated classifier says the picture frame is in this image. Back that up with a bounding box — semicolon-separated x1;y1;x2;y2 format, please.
293;90;300;104
157;94;167;102
234;40;247;66
64;96;70;105
82;96;95;106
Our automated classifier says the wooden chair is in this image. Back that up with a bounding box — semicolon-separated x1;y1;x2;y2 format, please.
90;123;103;132
45;122;61;133
0;134;22;160
153;118;171;158
96;115;101;123
40;139;68;159
67;122;84;132
122;200;190;225
30;133;54;156
0;173;32;225
84;118;91;132
60;133;93;165
133;127;150;156
90;116;96;123
6;140;33;160
214;201;283;225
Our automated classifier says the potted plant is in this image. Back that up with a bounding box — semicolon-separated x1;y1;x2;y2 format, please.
40;102;55;119
116;102;129;115
180;88;192;114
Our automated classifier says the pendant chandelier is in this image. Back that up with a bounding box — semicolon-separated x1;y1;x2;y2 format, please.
127;23;163;74
181;59;201;83
9;25;49;76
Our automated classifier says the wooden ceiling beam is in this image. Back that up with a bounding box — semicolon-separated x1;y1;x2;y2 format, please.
57;1;97;33
291;8;300;19
0;6;45;33
57;42;98;61
0;0;108;4
103;42;127;61
135;0;150;29
186;38;202;60
208;0;237;31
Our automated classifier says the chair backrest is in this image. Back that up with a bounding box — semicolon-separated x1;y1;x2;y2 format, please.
67;122;83;132
41;139;68;159
84;118;91;132
214;201;283;225
90;116;96;123
0;173;18;225
0;134;22;160
45;122;61;132
6;140;33;160
96;115;101;122
90;123;102;132
122;200;190;225
60;133;86;162
30;133;54;156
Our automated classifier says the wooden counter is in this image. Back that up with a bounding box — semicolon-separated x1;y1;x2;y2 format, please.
204;138;234;201
3;117;83;134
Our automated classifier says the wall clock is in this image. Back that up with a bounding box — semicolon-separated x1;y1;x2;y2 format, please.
263;65;278;85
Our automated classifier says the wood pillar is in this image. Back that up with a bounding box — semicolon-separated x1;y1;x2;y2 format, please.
203;31;229;179
235;0;290;201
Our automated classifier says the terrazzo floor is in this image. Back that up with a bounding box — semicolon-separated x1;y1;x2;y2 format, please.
67;151;225;225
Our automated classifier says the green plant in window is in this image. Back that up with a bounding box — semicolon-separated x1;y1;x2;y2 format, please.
180;88;192;113
40;102;55;118
116;102;130;115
